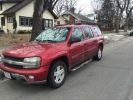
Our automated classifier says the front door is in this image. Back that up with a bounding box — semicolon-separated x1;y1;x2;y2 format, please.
69;27;85;67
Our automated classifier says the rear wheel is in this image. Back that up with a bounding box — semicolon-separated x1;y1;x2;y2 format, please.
48;61;67;89
93;47;103;61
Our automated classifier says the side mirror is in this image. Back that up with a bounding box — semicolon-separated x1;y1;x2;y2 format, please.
70;37;81;44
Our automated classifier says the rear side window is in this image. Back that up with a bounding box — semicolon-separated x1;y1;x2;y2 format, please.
71;28;84;41
92;26;102;37
83;26;94;38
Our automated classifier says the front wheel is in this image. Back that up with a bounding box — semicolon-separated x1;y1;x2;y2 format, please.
93;47;103;61
48;61;67;89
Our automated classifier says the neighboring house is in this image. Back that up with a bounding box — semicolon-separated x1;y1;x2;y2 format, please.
0;0;57;33
87;13;97;22
55;11;96;25
55;16;67;25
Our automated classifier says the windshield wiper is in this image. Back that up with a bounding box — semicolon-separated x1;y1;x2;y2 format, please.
42;40;58;43
35;39;42;42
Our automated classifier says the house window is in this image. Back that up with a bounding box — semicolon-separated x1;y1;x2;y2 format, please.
19;16;32;27
44;19;53;29
1;17;5;26
0;3;2;11
49;20;53;27
45;19;49;27
57;21;60;25
7;16;13;23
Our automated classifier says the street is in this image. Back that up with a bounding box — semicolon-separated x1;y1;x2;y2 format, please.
0;37;133;100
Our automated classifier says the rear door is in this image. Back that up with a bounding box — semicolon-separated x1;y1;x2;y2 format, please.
82;26;97;59
91;26;104;47
69;27;85;66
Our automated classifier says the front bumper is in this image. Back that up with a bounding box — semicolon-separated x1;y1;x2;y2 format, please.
0;63;49;84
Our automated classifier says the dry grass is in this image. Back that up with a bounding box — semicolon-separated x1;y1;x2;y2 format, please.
0;34;31;47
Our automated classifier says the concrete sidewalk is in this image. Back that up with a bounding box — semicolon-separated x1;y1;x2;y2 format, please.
104;32;128;44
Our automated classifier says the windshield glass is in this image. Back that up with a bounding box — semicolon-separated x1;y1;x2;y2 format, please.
35;27;70;42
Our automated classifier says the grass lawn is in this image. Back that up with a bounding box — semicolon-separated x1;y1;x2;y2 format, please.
0;34;31;48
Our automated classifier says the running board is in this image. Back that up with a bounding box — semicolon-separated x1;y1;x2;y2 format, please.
71;60;92;71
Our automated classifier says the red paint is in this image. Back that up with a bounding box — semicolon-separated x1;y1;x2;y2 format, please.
0;25;104;83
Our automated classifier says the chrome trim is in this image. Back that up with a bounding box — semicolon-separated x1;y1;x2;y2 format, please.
1;58;37;66
12;73;27;80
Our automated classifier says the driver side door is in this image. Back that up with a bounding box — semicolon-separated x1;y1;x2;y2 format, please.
69;27;85;67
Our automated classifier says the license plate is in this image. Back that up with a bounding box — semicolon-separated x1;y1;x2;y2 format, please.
4;72;11;79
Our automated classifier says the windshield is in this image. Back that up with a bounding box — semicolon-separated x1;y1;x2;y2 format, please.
35;27;70;42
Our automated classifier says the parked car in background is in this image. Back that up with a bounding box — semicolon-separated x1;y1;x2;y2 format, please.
129;31;133;36
0;25;104;88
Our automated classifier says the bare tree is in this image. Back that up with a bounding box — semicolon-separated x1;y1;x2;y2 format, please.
114;0;127;33
54;0;77;15
31;0;59;41
54;0;65;15
124;0;133;31
91;0;102;13
64;0;77;11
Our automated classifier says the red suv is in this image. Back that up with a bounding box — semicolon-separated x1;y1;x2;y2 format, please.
0;25;104;88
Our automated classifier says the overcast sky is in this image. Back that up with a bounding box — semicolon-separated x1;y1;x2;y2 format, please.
76;0;94;15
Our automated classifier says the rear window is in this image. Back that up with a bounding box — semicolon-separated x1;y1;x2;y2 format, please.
82;26;94;38
91;26;102;37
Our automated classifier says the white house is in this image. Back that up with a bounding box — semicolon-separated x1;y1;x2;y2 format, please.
55;11;96;26
0;0;57;33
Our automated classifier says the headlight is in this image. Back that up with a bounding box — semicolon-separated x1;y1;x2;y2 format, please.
23;57;41;68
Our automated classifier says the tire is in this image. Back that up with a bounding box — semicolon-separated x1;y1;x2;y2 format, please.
130;32;133;36
131;32;133;36
93;46;103;61
48;61;67;89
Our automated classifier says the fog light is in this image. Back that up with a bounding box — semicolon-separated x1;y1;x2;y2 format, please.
28;75;35;80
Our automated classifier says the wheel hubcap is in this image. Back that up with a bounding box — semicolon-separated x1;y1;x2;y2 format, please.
98;49;102;59
54;65;65;84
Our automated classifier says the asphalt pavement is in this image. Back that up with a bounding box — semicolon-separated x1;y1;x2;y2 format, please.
0;37;133;100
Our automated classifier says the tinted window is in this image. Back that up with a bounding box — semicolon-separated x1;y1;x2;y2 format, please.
71;28;84;42
83;27;94;38
92;26;102;36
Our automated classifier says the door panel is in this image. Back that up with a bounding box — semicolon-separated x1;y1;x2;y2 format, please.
69;41;85;66
69;27;85;66
82;26;98;59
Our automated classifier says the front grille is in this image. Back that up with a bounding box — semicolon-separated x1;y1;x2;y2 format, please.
3;55;24;69
3;55;24;62
4;62;23;69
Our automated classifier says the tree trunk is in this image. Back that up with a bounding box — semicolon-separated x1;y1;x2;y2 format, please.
124;18;129;32
115;12;122;33
115;15;120;33
30;0;44;41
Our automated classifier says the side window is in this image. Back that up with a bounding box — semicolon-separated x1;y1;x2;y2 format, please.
83;27;94;38
71;28;84;42
92;26;102;37
96;27;102;36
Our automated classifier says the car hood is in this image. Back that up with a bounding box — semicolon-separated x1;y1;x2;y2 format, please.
3;42;64;58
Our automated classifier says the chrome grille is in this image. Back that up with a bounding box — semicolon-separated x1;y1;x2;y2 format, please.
3;55;24;69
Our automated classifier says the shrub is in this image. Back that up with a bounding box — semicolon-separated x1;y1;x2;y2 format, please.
17;30;32;34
